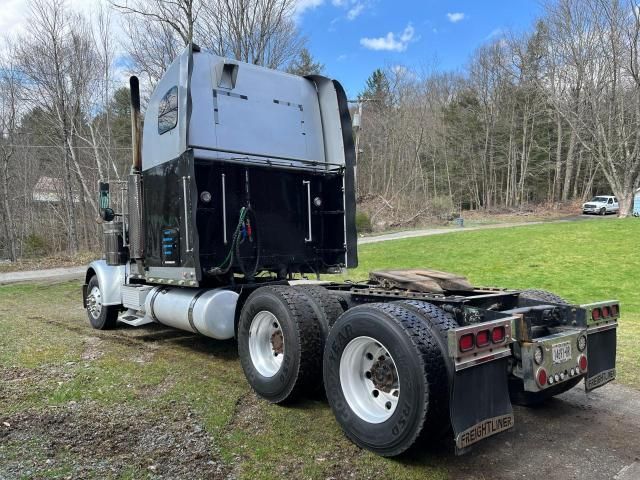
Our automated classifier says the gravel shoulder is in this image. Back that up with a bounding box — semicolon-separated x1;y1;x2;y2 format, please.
446;383;640;480
359;214;607;245
0;266;86;285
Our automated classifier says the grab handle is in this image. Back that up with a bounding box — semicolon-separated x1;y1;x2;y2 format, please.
182;176;193;252
303;180;312;242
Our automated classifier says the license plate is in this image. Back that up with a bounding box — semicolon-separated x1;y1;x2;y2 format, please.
552;342;572;364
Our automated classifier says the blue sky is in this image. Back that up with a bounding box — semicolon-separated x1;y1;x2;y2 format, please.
296;0;542;97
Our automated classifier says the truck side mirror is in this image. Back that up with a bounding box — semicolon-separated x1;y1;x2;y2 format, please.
101;207;115;222
99;182;110;209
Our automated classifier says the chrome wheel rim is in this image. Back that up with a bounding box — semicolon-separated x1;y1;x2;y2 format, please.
248;311;284;377
87;286;103;320
339;336;400;424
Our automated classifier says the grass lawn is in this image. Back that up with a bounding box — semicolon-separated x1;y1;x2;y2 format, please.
0;217;637;479
344;217;640;388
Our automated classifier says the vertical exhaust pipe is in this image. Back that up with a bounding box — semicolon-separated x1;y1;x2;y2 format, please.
130;76;142;173
128;76;144;260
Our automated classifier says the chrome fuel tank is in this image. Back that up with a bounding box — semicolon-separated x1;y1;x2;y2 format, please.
145;286;238;340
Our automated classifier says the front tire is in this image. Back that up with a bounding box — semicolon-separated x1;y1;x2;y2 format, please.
237;286;323;403
323;303;446;457
600;207;607;215
85;275;118;330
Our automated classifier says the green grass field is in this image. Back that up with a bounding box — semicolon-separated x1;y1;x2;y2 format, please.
0;217;638;479
343;217;640;389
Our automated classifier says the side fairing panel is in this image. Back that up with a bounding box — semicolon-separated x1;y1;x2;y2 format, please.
143;151;200;283
189;54;326;165
142;58;184;171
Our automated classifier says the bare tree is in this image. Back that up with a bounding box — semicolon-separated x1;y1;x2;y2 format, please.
116;0;305;86
16;0;82;253
543;0;640;216
0;47;22;261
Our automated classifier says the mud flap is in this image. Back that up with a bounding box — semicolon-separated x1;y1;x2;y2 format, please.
450;357;514;454
585;326;617;391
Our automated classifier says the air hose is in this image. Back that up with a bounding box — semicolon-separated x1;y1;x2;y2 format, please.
209;206;260;278
235;206;260;279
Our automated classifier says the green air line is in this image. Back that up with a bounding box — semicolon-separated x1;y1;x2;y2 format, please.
215;207;247;269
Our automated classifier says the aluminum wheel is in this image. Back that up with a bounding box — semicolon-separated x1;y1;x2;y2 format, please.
248;310;284;377
339;336;400;424
86;286;103;320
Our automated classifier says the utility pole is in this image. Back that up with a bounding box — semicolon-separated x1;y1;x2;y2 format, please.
348;98;373;197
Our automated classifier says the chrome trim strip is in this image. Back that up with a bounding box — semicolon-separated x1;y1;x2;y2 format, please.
222;173;227;244
303;180;312;242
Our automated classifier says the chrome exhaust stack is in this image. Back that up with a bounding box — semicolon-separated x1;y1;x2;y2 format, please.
128;76;145;260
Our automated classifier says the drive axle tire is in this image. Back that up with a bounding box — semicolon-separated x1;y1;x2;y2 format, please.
238;286;323;403
293;285;346;338
395;300;458;437
520;289;569;305
511;289;581;405
323;303;446;457
85;275;119;330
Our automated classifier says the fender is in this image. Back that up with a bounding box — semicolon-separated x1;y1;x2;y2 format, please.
84;260;125;306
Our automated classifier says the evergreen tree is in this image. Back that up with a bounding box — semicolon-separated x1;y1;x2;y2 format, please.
286;48;324;76
360;69;391;107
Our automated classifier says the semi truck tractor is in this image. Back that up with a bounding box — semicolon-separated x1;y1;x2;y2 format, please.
83;45;619;456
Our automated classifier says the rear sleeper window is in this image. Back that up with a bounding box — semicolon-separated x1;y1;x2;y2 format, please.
158;86;178;135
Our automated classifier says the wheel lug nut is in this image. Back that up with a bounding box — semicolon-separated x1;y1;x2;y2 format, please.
366;353;373;360
372;390;379;398
365;371;372;379
385;402;392;410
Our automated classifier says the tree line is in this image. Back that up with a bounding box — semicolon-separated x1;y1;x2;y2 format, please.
0;0;315;261
1;0;638;261
356;0;640;226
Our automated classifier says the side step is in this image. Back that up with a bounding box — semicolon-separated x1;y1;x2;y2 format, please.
118;310;154;327
119;284;155;327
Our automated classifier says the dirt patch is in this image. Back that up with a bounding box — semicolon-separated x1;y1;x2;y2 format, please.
80;336;104;361
0;251;98;273
356;195;584;232
0;366;34;382
0;401;227;479
224;392;265;436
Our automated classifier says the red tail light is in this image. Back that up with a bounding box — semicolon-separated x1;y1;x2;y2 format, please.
492;326;506;343
536;368;548;387
601;306;611;318
579;355;588;372
592;308;601;321
459;333;474;352
476;330;490;347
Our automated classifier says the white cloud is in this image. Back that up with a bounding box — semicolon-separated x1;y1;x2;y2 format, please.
347;3;365;20
294;0;325;17
360;24;416;52
332;0;346;5
446;12;465;23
